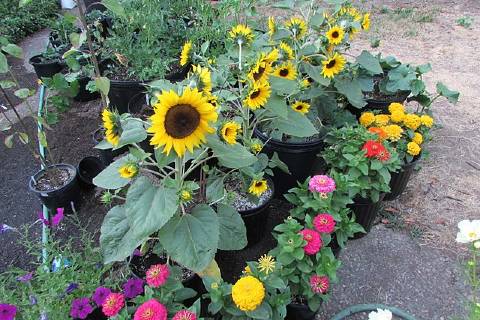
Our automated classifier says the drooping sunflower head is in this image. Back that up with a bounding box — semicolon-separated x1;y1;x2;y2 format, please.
250;139;263;154
248;55;273;84
285;17;307;39
148;88;218;157
206;94;219;109
229;24;254;45
102;108;121;146
279;41;294;60
362;13;371;30
244;81;271;110
268;16;276;38
326;25;345;45
248;179;268;197
190;65;212;95
291;101;310;114
273;61;297;80
180;41;192;67
221;121;241;145
321;53;346;78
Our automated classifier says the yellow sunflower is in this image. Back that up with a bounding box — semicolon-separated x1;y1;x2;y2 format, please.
326;25;345;45
180;41;192;67
291;101;310;114
362;13;371;30
118;164;138;178
206;94;219;109
250;140;263;154
190;65;212;95
248;54;273;83
272;61;297;80
285;17;307;39
229;24;254;45
279;41;294;59
268;16;276;38
265;48;279;64
248;179;268;197
321;53;346;78
221;121;241;145
244;82;271;110
102;108;121;146
180;190;192;201
148;88;218;157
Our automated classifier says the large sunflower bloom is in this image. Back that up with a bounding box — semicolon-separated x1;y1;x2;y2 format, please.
229;24;254;45
326;25;345;45
272;61;297;80
148;88;218;157
190;65;212;95
180;41;192;67
321;53;346;78
291;101;310;114
102;108;121;146
248;54;273;83
244;82;271;110
285;17;307;39
221;121;241;145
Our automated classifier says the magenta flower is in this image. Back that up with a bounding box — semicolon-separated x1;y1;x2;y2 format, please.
299;229;322;255
310;275;329;294
102;293;125;317
146;264;170;288
0;304;17;320
132;248;142;256
123;278;144;299
313;213;336;234
70;298;93;319
172;309;197;320
133;299;167;320
92;287;112;306
308;175;336;194
38;208;64;227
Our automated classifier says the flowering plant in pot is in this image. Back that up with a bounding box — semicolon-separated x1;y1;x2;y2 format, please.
203;255;291;319
269;217;341;318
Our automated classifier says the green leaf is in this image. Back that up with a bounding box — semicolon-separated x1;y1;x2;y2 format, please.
125;176;179;240
410;79;425;96
416;63;432;74
14;88;31;99
117;118;147;147
436;82;459;104
19;0;33;7
154;148;176;170
95;77;110;96
158;204;220;272
370;160;382;171
270;77;299;95
100;205;146;264
303;63;331;86
356;50;383;74
0;80;15;89
271;108;318;138
93;155;135;189
264;94;288;119
0;52;8;74
334;78;366;108
18;132;29;144
246;302;272;319
310;12;325;27
206;176;224;203
217;204;247;250
102;0;126;18
1;44;22;58
208;136;257;169
269;152;290;174
4;134;14;148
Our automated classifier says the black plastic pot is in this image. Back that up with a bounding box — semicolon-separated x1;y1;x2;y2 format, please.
286;303;317;320
28;163;81;212
92;128;128;166
74;76;100;102
347;193;386;238
77;156;105;189
86;308;107;320
108;79;146;114
384;158;418;201
347;91;410;119
253;128;324;197
29;55;65;79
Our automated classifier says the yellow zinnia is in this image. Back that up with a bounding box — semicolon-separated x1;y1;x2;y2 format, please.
148;88;218;157
326;25;345;45
383;124;403;141
102;108;121;146
118;164;138;178
221;121;241;145
403;114;421;130
231;276;265;311
321;53;346;78
272;61;297;80
180;41;192;67
244;82;271;110
248;179;268;197
412;132;423;145
285;17;307;39
390;110;405;123
258;254;275;274
375;114;390;126
420;114;434;128
359;112;375;127
291;101;310;114
229;24;254;45
407;141;421;156
388;102;405;114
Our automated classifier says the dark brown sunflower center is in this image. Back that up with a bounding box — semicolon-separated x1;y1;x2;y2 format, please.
253;66;266;81
332;31;339;38
255;181;263;187
250;89;261;99
326;59;336;69
296;105;303;110
164;104;200;139
279;68;289;77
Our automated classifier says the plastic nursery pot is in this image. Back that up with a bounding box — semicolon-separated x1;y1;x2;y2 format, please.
108;79;146;114
86;308;107;320
77;156;105;189
92;128;128;166
28;163;81;212
384;157;419;201
253;128;324;198
29;55;65;79
347;91;411;120
74;76;100;102
286;302;317;320
347;193;386;238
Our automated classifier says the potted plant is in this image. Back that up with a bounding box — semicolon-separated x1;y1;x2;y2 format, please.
322;126;401;235
29;46;66;79
63;50;101;102
49;12;78;49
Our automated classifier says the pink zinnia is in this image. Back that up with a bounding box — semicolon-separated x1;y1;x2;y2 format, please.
133;299;167;320
313;213;336;234
146;264;170;288
172;309;197;320
308;175;336;193
299;229;322;255
102;292;125;317
310;275;329;294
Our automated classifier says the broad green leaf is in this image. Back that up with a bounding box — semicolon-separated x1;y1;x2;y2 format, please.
246;302;272;319
4;134;14;148
310;12;325;27
217;204;247;250
208;136;257;169
206;176;224;203
1;44;22;58
117;118;147;147
271;108;318;138
0;52;8;74
14;88;31;99
269;152;290;174
158;204;220;272
0;80;15;89
264;94;288;119
125;176;179;239
197;259;222;281
410;79;425;96
436;82;459;104
103;0;127;18
370;160;382;171
95;77;110;96
154;148;176;170
272;0;295;9
334;78;366;108
416;63;432;74
270;77;299;95
93;155;135;189
303;63;331;86
356;50;383;74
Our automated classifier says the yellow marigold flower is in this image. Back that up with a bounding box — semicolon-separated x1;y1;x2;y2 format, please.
279;41;294;60
412;132;423;145
221;121;241;145
231;276;265;311
285;17;307;39
325;25;345;45
375;114;390;126
250;141;263;154
420;115;434;128
390;110;405;123
244;265;252;274
258;254;275;274
180;41;192;67
362;13;371;30
359;112;375;127
181;190;192;201
248;179;268;197
388;102;405;114
321;53;346;78
383;124;403;141
403;114;422;130
291;101;310;114
407;141;421;156
118;164;137;178
268;16;276;38
229;24;254;45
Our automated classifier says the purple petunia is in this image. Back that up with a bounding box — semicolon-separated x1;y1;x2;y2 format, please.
92;286;111;306
17;272;33;282
132;248;142;257
70;298;93;320
0;303;17;320
123;278;144;299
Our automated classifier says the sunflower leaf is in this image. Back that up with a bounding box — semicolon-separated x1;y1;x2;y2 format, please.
356;50;383;74
217;204;247;251
271;108;318;138
436;82;459;104
208;136;257;169
303;62;331;86
270;77;299;96
264;94;288;119
334;78;366;108
117;118;147;148
93;154;136;189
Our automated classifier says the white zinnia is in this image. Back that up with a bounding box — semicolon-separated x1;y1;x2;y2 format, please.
368;308;393;320
456;220;480;244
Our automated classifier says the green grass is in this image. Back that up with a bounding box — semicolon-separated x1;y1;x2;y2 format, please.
457;16;474;29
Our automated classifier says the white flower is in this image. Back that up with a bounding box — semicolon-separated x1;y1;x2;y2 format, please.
368;308;393;320
456;220;480;244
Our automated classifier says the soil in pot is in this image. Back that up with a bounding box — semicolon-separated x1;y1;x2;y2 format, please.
92;128;128;165
74;77;100;102
384;158;418;201
286;296;318;320
347;193;386;238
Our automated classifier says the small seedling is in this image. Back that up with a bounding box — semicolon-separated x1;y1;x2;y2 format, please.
380;6;390;14
370;38;380;48
457;16;474;28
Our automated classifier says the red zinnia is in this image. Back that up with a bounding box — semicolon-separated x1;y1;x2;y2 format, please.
362;140;384;158
310;275;329;294
376;148;390;161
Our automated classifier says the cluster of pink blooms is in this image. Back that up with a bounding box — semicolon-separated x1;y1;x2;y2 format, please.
299;229;322;255
308;175;336;195
309;275;330;294
146;263;170;288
